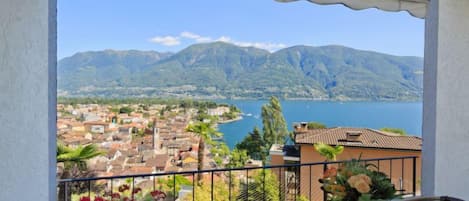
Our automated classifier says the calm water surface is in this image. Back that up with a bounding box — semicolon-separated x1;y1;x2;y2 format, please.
216;100;422;149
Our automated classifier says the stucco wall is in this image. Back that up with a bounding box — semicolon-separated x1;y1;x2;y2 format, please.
0;0;57;200
423;0;469;199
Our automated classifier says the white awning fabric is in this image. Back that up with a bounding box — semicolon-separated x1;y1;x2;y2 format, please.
276;0;428;19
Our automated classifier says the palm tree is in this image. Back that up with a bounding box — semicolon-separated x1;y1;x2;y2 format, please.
313;142;344;161
186;121;222;182
57;142;104;201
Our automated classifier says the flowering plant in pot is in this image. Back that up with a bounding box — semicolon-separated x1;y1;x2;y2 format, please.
319;159;397;201
79;183;167;201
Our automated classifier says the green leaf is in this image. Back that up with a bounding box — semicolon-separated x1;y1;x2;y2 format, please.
314;142;344;161
358;194;372;201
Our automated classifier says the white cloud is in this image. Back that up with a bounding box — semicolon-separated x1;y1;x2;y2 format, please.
234;41;287;50
180;31;200;39
149;36;181;46
150;31;287;51
216;36;232;43
215;36;286;51
181;31;212;43
195;36;212;43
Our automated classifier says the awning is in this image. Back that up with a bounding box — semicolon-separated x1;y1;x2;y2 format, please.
276;0;428;19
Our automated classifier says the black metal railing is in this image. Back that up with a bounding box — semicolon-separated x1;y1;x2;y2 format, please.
58;156;418;201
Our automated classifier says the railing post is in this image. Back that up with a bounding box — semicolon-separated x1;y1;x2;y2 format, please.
390;159;393;180
110;178;113;200
263;167;266;201
173;174;176;201
278;168;282;201
323;164;327;201
309;165;312;201
193;172;196;201
298;165;301;196
211;171;214;201
412;157;417;196
246;169;249;201
88;180;91;199
294;166;298;201
132;177;135;201
401;158;405;193
64;182;68;201
229;170;232;201
377;159;380;171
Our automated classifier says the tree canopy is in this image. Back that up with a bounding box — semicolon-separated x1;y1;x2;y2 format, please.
307;121;327;129
227;148;249;168
380;127;407;136
235;127;267;161
119;106;133;115
186;121;222;143
261;96;288;150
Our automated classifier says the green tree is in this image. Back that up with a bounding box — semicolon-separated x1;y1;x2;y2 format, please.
261;96;288;150
307;121;327;129
242;170;279;201
195;111;218;122
229;105;241;113
221;111;237;120
236;127;266;161
288;131;296;144
227;148;249;168
158;175;192;197
186;121;222;182
182;179;235;201
313;142;344;161
57;142;105;201
211;142;230;167
296;195;309;201
119;106;133;115
380;127;407;136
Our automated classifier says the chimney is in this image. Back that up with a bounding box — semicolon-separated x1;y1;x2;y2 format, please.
346;131;362;142
294;122;308;133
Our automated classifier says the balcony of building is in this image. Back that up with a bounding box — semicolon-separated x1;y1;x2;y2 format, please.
58;156;419;201
2;0;469;200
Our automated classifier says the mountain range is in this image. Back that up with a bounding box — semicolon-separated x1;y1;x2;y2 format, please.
58;42;423;100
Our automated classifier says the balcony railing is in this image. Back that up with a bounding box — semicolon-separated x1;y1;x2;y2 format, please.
58;156;418;201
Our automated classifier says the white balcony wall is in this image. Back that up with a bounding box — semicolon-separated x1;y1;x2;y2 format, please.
423;0;469;199
0;0;57;200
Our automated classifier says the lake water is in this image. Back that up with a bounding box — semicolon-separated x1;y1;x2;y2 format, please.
216;100;422;149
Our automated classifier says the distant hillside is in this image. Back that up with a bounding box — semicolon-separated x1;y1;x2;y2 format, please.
58;42;423;100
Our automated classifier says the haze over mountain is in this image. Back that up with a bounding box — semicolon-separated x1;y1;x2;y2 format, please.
58;42;423;100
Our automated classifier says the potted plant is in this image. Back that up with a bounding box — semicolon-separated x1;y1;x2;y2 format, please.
319;159;397;201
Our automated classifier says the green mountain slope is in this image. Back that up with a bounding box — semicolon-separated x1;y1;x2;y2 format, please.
58;42;423;100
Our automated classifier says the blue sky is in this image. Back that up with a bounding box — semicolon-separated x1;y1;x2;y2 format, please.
58;0;424;59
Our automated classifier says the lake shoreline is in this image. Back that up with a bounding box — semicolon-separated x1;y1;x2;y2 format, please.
218;116;243;124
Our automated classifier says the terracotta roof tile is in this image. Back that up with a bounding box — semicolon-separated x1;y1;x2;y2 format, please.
295;127;421;151
83;121;109;126
146;154;169;168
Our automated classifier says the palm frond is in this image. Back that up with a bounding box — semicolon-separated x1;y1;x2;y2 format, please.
57;143;104;163
78;144;106;160
186;121;223;140
314;142;344;161
57;141;73;155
